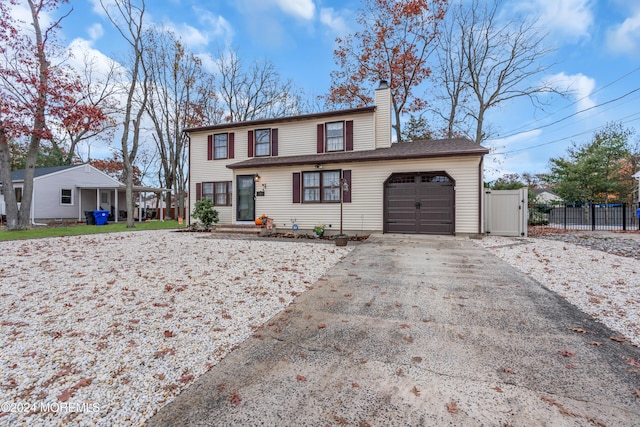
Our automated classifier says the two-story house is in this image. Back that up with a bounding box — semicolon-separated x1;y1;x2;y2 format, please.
184;81;489;235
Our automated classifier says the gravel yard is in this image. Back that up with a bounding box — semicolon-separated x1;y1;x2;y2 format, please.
1;228;638;426
0;230;351;426
477;232;640;347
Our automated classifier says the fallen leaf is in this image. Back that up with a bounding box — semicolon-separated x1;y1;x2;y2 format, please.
502;368;515;374
633;390;640;398
589;341;603;346
57;388;74;402
568;327;587;334
446;400;459;414
411;356;422;363
611;336;629;343
566;364;575;369
411;386;420;396
317;323;326;329
296;374;307;382
492;386;503;393
399;324;410;329
558;350;575;357
229;391;242;405
352;383;359;388
396;368;404;377
178;374;194;384
164;330;174;338
74;378;92;388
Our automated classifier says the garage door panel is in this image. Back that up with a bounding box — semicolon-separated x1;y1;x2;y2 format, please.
385;173;454;235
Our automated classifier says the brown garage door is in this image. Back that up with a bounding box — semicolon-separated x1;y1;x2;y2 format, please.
384;172;455;235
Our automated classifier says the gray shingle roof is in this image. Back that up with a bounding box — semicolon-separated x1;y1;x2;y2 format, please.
9;165;78;181
227;138;489;169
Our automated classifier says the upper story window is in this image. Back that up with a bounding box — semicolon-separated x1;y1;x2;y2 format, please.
317;120;352;154
214;134;228;159
60;188;73;205
255;129;271;157
326;121;344;152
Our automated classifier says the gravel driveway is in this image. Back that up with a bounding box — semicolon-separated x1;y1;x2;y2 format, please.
0;230;351;426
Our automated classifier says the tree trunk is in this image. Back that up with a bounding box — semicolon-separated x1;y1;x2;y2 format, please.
0;127;20;230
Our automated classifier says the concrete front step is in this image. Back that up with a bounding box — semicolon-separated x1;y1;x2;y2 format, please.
213;225;262;235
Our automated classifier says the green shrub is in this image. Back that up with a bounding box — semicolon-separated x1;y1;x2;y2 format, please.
192;199;219;229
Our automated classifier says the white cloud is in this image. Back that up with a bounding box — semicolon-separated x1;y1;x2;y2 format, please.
512;0;594;42
319;7;349;36
162;22;210;48
273;0;315;20
606;10;640;56
66;37;125;79
546;72;596;113
195;10;234;45
87;23;104;41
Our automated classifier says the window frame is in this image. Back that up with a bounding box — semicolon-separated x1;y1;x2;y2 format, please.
201;181;232;206
213;133;228;160
325;121;345;152
254;128;271;157
302;170;341;203
214;181;232;206
15;187;22;203
60;188;73;205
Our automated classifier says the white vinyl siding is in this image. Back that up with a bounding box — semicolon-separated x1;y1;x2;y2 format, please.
246;156;482;234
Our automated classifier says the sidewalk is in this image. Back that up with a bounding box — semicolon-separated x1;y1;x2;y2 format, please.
148;234;640;426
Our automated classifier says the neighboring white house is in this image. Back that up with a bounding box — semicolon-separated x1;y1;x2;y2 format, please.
0;164;166;223
532;188;563;204
184;81;490;236
633;170;640;203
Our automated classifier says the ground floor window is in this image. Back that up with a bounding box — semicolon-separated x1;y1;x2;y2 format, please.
61;188;73;205
202;181;232;206
302;170;340;203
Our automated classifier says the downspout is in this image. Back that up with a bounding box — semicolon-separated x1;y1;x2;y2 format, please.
185;130;191;227
478;156;484;235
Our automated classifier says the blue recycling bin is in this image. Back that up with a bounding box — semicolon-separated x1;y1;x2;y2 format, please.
636;208;640;219
93;210;109;226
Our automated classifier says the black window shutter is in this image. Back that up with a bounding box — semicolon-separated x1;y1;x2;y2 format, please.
228;133;235;159
293;172;301;203
345;120;354;151
248;130;254;157
317;124;324;153
271;128;278;156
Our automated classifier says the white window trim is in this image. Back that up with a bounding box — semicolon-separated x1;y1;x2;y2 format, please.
60;188;74;206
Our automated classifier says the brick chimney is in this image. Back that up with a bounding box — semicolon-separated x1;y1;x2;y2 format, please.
374;80;392;148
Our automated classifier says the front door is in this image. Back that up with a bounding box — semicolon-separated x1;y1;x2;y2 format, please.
100;190;111;211
236;175;255;222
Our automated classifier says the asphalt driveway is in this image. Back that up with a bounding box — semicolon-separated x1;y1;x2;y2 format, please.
148;234;640;426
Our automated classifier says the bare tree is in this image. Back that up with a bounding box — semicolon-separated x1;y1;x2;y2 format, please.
145;30;215;219
214;48;306;122
51;52;122;164
101;0;149;228
430;0;559;144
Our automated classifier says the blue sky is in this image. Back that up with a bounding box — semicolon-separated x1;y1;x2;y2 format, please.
20;0;640;181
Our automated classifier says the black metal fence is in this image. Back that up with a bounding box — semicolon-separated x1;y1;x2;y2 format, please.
529;202;640;231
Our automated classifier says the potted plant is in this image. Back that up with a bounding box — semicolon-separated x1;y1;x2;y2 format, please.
313;224;325;238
